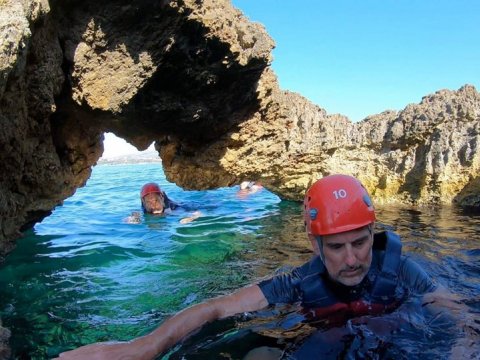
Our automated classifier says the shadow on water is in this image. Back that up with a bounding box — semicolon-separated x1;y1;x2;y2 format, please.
0;164;479;358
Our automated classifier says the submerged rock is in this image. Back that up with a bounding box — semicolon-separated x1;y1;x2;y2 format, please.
0;319;11;360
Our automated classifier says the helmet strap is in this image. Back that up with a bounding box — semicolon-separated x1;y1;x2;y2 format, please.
315;235;325;262
367;223;374;237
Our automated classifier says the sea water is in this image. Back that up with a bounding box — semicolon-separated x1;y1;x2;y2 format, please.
0;164;479;359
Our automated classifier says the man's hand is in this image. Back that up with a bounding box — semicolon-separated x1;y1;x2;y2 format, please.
54;340;154;360
179;211;202;224
123;212;142;224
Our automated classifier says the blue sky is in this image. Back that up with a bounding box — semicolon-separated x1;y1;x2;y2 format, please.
231;0;480;121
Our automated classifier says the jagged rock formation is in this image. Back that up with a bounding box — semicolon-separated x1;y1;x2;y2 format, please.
1;0;480;255
163;82;480;207
0;0;273;263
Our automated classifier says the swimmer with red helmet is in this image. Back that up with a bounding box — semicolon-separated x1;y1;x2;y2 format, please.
124;183;200;224
58;175;477;359
140;182;178;215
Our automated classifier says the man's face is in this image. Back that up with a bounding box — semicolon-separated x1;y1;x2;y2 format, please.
142;192;165;214
314;226;373;286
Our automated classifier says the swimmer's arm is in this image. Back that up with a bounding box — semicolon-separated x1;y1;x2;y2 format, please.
422;285;465;314
179;210;202;224
145;284;268;354
56;285;268;360
422;286;479;359
123;211;142;224
399;258;478;357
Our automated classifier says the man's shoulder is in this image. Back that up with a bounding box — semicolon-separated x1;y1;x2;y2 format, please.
373;230;401;247
295;256;325;278
164;196;180;210
270;256;325;281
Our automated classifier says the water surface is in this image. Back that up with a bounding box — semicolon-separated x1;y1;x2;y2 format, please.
0;164;479;359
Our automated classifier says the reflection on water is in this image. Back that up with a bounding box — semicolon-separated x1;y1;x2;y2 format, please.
0;164;479;358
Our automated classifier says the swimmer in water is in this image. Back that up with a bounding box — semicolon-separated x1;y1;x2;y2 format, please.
123;182;200;224
140;182;179;215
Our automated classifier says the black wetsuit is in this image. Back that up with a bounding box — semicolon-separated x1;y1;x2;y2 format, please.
163;194;179;210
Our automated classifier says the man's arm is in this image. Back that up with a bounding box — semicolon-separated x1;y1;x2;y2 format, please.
179;210;202;224
399;256;479;358
55;284;268;360
422;286;480;359
422;285;464;312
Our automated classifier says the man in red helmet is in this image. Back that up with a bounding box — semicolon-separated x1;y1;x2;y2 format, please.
140;182;179;215
57;175;475;359
124;183;201;224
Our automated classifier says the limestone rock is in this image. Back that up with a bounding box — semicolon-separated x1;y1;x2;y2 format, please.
163;82;480;206
0;0;103;260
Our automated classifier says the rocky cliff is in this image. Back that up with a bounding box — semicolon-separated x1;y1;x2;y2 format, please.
1;0;480;257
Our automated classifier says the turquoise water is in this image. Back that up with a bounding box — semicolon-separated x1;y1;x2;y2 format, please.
0;164;479;359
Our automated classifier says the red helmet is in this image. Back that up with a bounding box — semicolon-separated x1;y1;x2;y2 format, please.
140;183;162;199
304;175;375;236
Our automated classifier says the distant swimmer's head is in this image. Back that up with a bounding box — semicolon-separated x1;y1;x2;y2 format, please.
238;181;263;196
240;181;255;190
141;182;165;214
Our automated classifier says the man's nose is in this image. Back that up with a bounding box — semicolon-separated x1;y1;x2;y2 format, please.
148;198;159;206
344;245;357;266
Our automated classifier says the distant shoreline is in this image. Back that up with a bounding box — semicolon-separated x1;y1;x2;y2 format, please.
97;151;161;165
97;159;162;165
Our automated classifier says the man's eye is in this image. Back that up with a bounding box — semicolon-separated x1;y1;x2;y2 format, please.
328;244;343;250
353;240;365;247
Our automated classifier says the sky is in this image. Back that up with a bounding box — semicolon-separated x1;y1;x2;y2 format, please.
102;132;151;159
104;0;480;158
233;0;480;121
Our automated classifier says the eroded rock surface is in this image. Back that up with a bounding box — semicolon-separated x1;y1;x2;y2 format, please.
1;0;480;260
